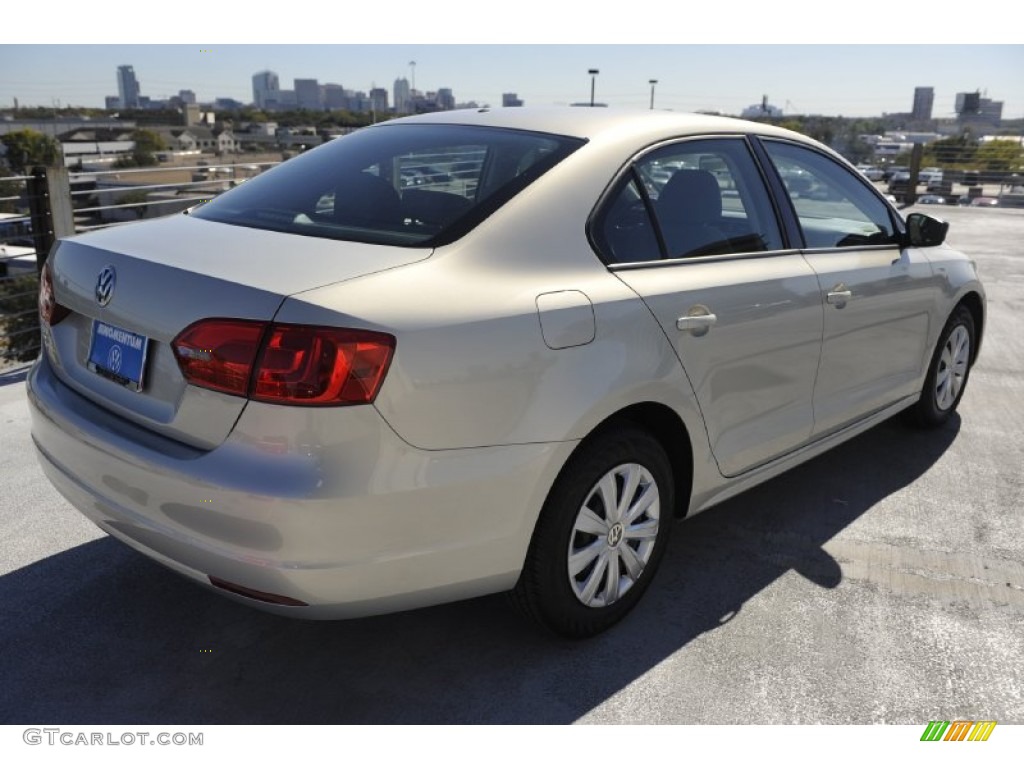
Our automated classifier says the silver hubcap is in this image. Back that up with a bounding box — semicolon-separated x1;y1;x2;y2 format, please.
567;463;660;608
935;325;970;411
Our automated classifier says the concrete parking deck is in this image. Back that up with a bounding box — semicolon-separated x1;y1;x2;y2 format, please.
0;206;1021;724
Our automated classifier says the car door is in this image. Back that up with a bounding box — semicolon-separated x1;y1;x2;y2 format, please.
759;139;937;437
596;137;824;478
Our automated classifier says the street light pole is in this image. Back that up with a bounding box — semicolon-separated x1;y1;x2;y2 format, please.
649;79;658;110
588;69;599;107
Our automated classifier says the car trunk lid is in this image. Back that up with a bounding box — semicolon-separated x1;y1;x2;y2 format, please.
43;215;428;449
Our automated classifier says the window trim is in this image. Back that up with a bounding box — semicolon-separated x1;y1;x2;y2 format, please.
608;247;805;272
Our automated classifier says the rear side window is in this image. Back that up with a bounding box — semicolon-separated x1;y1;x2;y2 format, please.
762;140;899;249
193;124;584;247
593;137;784;264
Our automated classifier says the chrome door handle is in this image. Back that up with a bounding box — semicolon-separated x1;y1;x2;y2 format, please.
676;314;717;330
677;307;717;335
826;285;853;306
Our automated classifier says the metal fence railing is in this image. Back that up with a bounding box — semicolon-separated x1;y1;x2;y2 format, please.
68;161;278;232
0;160;279;371
1;174;43;369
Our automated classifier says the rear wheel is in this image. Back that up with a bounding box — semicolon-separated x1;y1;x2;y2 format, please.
513;425;674;638
908;305;975;427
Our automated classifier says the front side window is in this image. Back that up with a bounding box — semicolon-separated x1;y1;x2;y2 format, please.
762;140;899;249
193;124;584;247
592;137;784;264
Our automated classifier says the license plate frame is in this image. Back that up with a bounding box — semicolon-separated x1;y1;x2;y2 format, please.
87;319;149;392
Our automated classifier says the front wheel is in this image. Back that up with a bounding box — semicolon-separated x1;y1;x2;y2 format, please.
512;425;674;638
908;305;976;428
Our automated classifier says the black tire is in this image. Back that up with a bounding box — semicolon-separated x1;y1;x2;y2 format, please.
512;424;674;638
908;305;976;428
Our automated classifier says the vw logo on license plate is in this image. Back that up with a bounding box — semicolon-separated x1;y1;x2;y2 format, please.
96;266;116;307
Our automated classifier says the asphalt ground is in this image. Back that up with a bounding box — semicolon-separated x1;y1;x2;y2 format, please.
0;205;1022;725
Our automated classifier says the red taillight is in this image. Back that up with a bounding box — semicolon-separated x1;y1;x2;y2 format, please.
39;261;71;326
172;319;395;406
172;319;266;397
252;325;395;405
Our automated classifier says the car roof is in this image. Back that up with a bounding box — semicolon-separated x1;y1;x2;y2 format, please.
374;106;822;150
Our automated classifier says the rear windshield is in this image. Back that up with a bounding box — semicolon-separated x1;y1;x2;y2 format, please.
192;123;585;247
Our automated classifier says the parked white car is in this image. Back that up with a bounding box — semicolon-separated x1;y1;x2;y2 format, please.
856;165;884;181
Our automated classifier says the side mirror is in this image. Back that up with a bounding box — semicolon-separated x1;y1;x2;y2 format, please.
905;212;949;248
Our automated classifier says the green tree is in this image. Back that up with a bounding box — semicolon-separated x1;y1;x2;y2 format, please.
925;135;977;168
0;273;41;364
974;140;1024;172
1;130;61;173
118;190;151;219
116;129;167;168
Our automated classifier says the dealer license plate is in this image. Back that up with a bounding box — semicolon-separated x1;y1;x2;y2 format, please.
87;320;149;392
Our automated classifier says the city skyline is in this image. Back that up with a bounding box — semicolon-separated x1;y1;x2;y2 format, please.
2;45;1022;120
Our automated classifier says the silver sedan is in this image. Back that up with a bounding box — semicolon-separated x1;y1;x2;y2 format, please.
28;108;985;637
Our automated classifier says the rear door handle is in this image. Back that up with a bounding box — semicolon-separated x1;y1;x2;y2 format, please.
677;306;717;335
826;284;853;306
676;314;717;330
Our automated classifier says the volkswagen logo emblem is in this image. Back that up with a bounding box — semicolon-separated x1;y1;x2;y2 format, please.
95;266;116;307
106;345;123;374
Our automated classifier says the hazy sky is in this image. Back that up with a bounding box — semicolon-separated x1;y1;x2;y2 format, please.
3;7;1021;119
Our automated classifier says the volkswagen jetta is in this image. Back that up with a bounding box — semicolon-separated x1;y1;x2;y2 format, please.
28;108;985;637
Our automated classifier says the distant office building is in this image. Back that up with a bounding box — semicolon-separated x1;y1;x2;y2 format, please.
178;90;197;105
252;71;280;109
955;91;981;115
740;95;783;120
215;97;245;111
323;84;347;110
502;93;524;107
956;91;1003;127
104;96;121;110
117;65;141;109
978;99;1004;124
437;88;455;111
295;79;322;110
911;87;934;121
369;88;389;114
348;92;372;113
264;90;297;110
393;77;411;113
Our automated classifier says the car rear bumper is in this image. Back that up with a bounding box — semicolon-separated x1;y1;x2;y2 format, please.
27;354;575;618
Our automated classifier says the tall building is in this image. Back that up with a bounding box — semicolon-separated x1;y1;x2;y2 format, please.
911;87;934;121
252;70;280;109
117;65;141;109
369;88;389;114
295;79;322;110
956;91;1004;127
323;83;348;110
178;90;197;105
264;90;296;110
393;77;410;114
437;88;455;111
502;93;524;107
